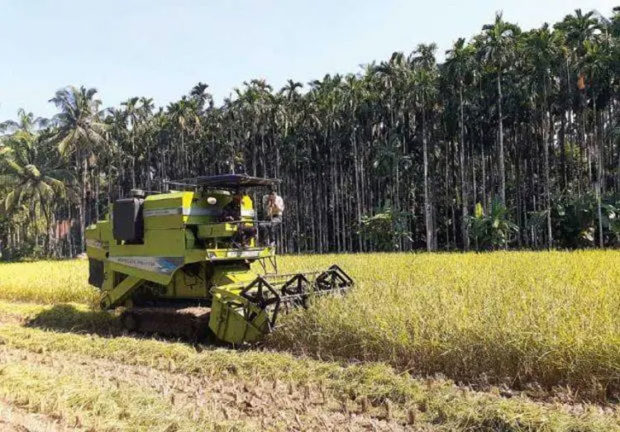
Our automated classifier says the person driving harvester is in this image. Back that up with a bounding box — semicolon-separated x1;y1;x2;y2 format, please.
221;189;257;247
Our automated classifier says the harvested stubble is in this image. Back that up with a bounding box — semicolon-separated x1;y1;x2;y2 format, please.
0;323;617;431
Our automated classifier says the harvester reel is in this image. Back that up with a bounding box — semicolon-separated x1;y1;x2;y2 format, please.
315;265;354;291
280;274;311;309
240;276;281;328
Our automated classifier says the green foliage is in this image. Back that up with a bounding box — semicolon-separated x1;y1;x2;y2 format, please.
0;130;71;213
553;193;620;248
468;199;519;250
49;86;109;158
359;206;412;251
1;7;619;258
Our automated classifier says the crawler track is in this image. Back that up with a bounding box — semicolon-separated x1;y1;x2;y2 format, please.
121;306;212;340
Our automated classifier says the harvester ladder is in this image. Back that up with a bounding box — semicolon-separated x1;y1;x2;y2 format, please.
100;275;145;309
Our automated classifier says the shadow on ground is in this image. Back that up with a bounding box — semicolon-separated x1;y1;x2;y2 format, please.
26;304;123;337
24;304;228;348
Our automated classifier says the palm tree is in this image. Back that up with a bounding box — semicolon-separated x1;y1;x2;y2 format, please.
2;7;619;257
121;97;140;189
445;37;475;249
581;39;612;248
524;24;559;248
0;108;48;134
49;86;109;251
412;43;438;251
190;82;213;110
167;97;201;177
138;97;155;190
555;9;601;57
0;130;72;254
555;10;602;189
481;12;520;205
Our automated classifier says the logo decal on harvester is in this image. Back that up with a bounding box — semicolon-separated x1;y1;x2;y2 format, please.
241;209;255;217
86;239;105;249
108;256;184;274
143;208;183;217
226;250;262;258
143;207;224;217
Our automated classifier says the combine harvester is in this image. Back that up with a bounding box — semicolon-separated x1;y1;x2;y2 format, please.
86;174;353;344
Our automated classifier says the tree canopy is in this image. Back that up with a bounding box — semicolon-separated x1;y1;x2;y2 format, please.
1;8;618;259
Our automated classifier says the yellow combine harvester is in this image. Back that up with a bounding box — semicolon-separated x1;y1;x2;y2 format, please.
86;174;353;343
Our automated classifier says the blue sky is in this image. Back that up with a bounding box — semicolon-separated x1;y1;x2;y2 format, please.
0;0;615;120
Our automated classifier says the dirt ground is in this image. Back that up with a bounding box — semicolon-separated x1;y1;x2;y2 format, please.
0;397;79;432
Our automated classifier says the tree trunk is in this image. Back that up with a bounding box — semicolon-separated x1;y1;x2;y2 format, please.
542;87;553;249
481;142;487;212
459;86;469;249
79;154;88;253
68;204;75;258
422;95;433;251
594;98;603;248
131;134;136;189
497;71;506;205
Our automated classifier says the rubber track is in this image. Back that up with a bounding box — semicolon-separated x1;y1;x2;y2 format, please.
121;307;211;340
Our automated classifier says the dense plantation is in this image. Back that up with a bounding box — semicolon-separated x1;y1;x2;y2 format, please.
1;8;619;261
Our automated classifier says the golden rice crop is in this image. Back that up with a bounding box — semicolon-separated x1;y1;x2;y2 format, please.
271;250;620;400
0;260;97;305
0;250;618;400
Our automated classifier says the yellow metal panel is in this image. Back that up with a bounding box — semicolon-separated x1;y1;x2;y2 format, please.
167;265;209;298
100;275;145;309
86;246;106;260
109;229;185;257
197;223;236;239
108;260;175;286
144;192;186;205
85;222;109;259
99;221;113;243
144;192;186;229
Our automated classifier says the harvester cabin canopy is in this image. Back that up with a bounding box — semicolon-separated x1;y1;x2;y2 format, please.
167;174;280;191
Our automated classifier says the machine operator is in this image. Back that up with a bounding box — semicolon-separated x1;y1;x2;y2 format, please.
221;190;257;247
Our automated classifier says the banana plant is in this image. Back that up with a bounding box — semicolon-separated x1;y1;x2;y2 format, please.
468;199;519;250
554;194;620;247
